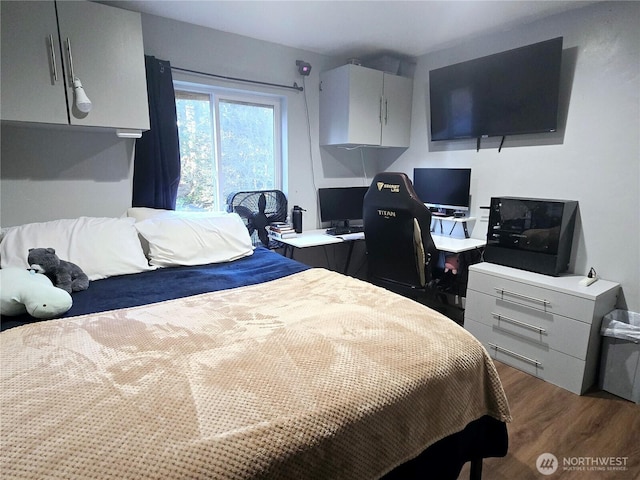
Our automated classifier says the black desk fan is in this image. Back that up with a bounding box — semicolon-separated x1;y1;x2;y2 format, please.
227;190;288;248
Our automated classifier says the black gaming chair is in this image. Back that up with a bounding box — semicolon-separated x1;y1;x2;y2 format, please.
363;172;438;292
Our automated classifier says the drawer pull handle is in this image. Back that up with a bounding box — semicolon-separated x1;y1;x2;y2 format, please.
488;343;542;367
495;287;550;306
492;312;546;333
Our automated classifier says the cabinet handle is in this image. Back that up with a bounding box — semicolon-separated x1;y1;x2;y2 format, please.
488;343;542;367
49;34;58;82
495;287;550;306
384;99;388;124
65;37;76;83
379;96;383;124
491;312;546;333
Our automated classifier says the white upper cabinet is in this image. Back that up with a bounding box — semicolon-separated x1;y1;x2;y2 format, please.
1;1;149;131
319;64;412;147
1;2;68;125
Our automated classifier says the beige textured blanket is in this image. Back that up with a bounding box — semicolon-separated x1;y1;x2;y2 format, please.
1;268;510;479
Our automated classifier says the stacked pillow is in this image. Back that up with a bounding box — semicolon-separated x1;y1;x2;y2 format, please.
127;208;254;267
0;210;254;280
0;217;153;280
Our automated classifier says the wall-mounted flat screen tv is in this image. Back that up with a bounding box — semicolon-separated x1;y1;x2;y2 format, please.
429;37;563;141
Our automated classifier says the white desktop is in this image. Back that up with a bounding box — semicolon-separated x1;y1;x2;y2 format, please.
277;228;484;254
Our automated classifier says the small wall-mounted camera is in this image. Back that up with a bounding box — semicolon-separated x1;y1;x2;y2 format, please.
296;60;312;76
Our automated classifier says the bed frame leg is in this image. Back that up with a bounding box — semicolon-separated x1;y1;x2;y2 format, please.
469;458;483;480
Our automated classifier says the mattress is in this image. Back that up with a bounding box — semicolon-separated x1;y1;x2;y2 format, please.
0;267;510;479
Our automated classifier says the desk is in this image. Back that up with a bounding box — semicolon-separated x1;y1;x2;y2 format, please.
432;235;485;253
277;229;352;250
276;229;485;272
278;229;363;273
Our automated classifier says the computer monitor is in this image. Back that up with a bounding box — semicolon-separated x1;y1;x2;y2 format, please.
413;168;472;213
318;186;368;227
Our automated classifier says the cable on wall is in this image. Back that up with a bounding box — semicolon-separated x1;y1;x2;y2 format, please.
360;148;369;187
171;66;304;92
300;74;322;228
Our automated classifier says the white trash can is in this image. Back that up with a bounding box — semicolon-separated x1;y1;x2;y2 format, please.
599;310;640;404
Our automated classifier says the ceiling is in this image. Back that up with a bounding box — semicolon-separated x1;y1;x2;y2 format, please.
106;1;594;59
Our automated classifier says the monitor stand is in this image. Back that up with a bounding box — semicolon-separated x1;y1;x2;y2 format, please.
430;207;455;217
430;215;472;238
331;220;350;229
326;220;364;236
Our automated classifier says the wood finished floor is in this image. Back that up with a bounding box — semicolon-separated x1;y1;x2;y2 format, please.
457;361;640;480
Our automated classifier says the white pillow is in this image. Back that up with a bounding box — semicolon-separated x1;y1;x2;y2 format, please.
0;226;13;244
134;212;253;267
127;207;233;222
126;208;239;258
0;217;154;280
126;207;170;222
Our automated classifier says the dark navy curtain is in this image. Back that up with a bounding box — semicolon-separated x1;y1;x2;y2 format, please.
132;56;180;209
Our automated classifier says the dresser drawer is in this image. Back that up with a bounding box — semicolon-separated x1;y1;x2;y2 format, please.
465;290;592;360
467;270;595;322
466;318;589;394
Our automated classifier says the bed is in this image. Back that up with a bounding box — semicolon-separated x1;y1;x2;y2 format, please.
0;210;511;479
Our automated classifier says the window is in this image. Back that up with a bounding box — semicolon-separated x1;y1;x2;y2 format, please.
174;83;283;211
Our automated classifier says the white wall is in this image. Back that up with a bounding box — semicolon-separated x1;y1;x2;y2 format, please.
1;125;136;226
389;1;639;311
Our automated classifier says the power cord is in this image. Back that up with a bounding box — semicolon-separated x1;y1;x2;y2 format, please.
301;75;320;227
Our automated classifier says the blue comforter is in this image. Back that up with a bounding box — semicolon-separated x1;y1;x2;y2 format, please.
1;247;308;331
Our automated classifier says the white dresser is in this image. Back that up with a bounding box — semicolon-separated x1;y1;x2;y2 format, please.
465;262;620;394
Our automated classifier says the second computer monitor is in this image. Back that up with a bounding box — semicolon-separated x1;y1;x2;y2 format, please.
413;168;471;213
318;186;369;226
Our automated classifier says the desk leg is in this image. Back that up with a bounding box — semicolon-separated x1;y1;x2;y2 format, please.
448;221;471;239
344;241;355;274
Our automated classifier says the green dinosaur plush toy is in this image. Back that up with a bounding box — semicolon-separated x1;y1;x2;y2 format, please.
0;267;73;319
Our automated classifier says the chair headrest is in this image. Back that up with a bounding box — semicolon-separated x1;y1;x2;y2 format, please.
366;172;421;205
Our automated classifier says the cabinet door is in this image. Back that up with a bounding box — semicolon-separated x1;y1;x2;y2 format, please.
346;66;384;145
320;65;383;146
56;1;149;129
0;1;68;124
381;73;413;147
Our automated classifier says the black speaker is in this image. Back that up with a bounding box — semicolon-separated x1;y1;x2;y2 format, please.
296;60;311;76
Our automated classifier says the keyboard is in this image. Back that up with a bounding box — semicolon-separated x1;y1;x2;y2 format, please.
326;225;365;236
